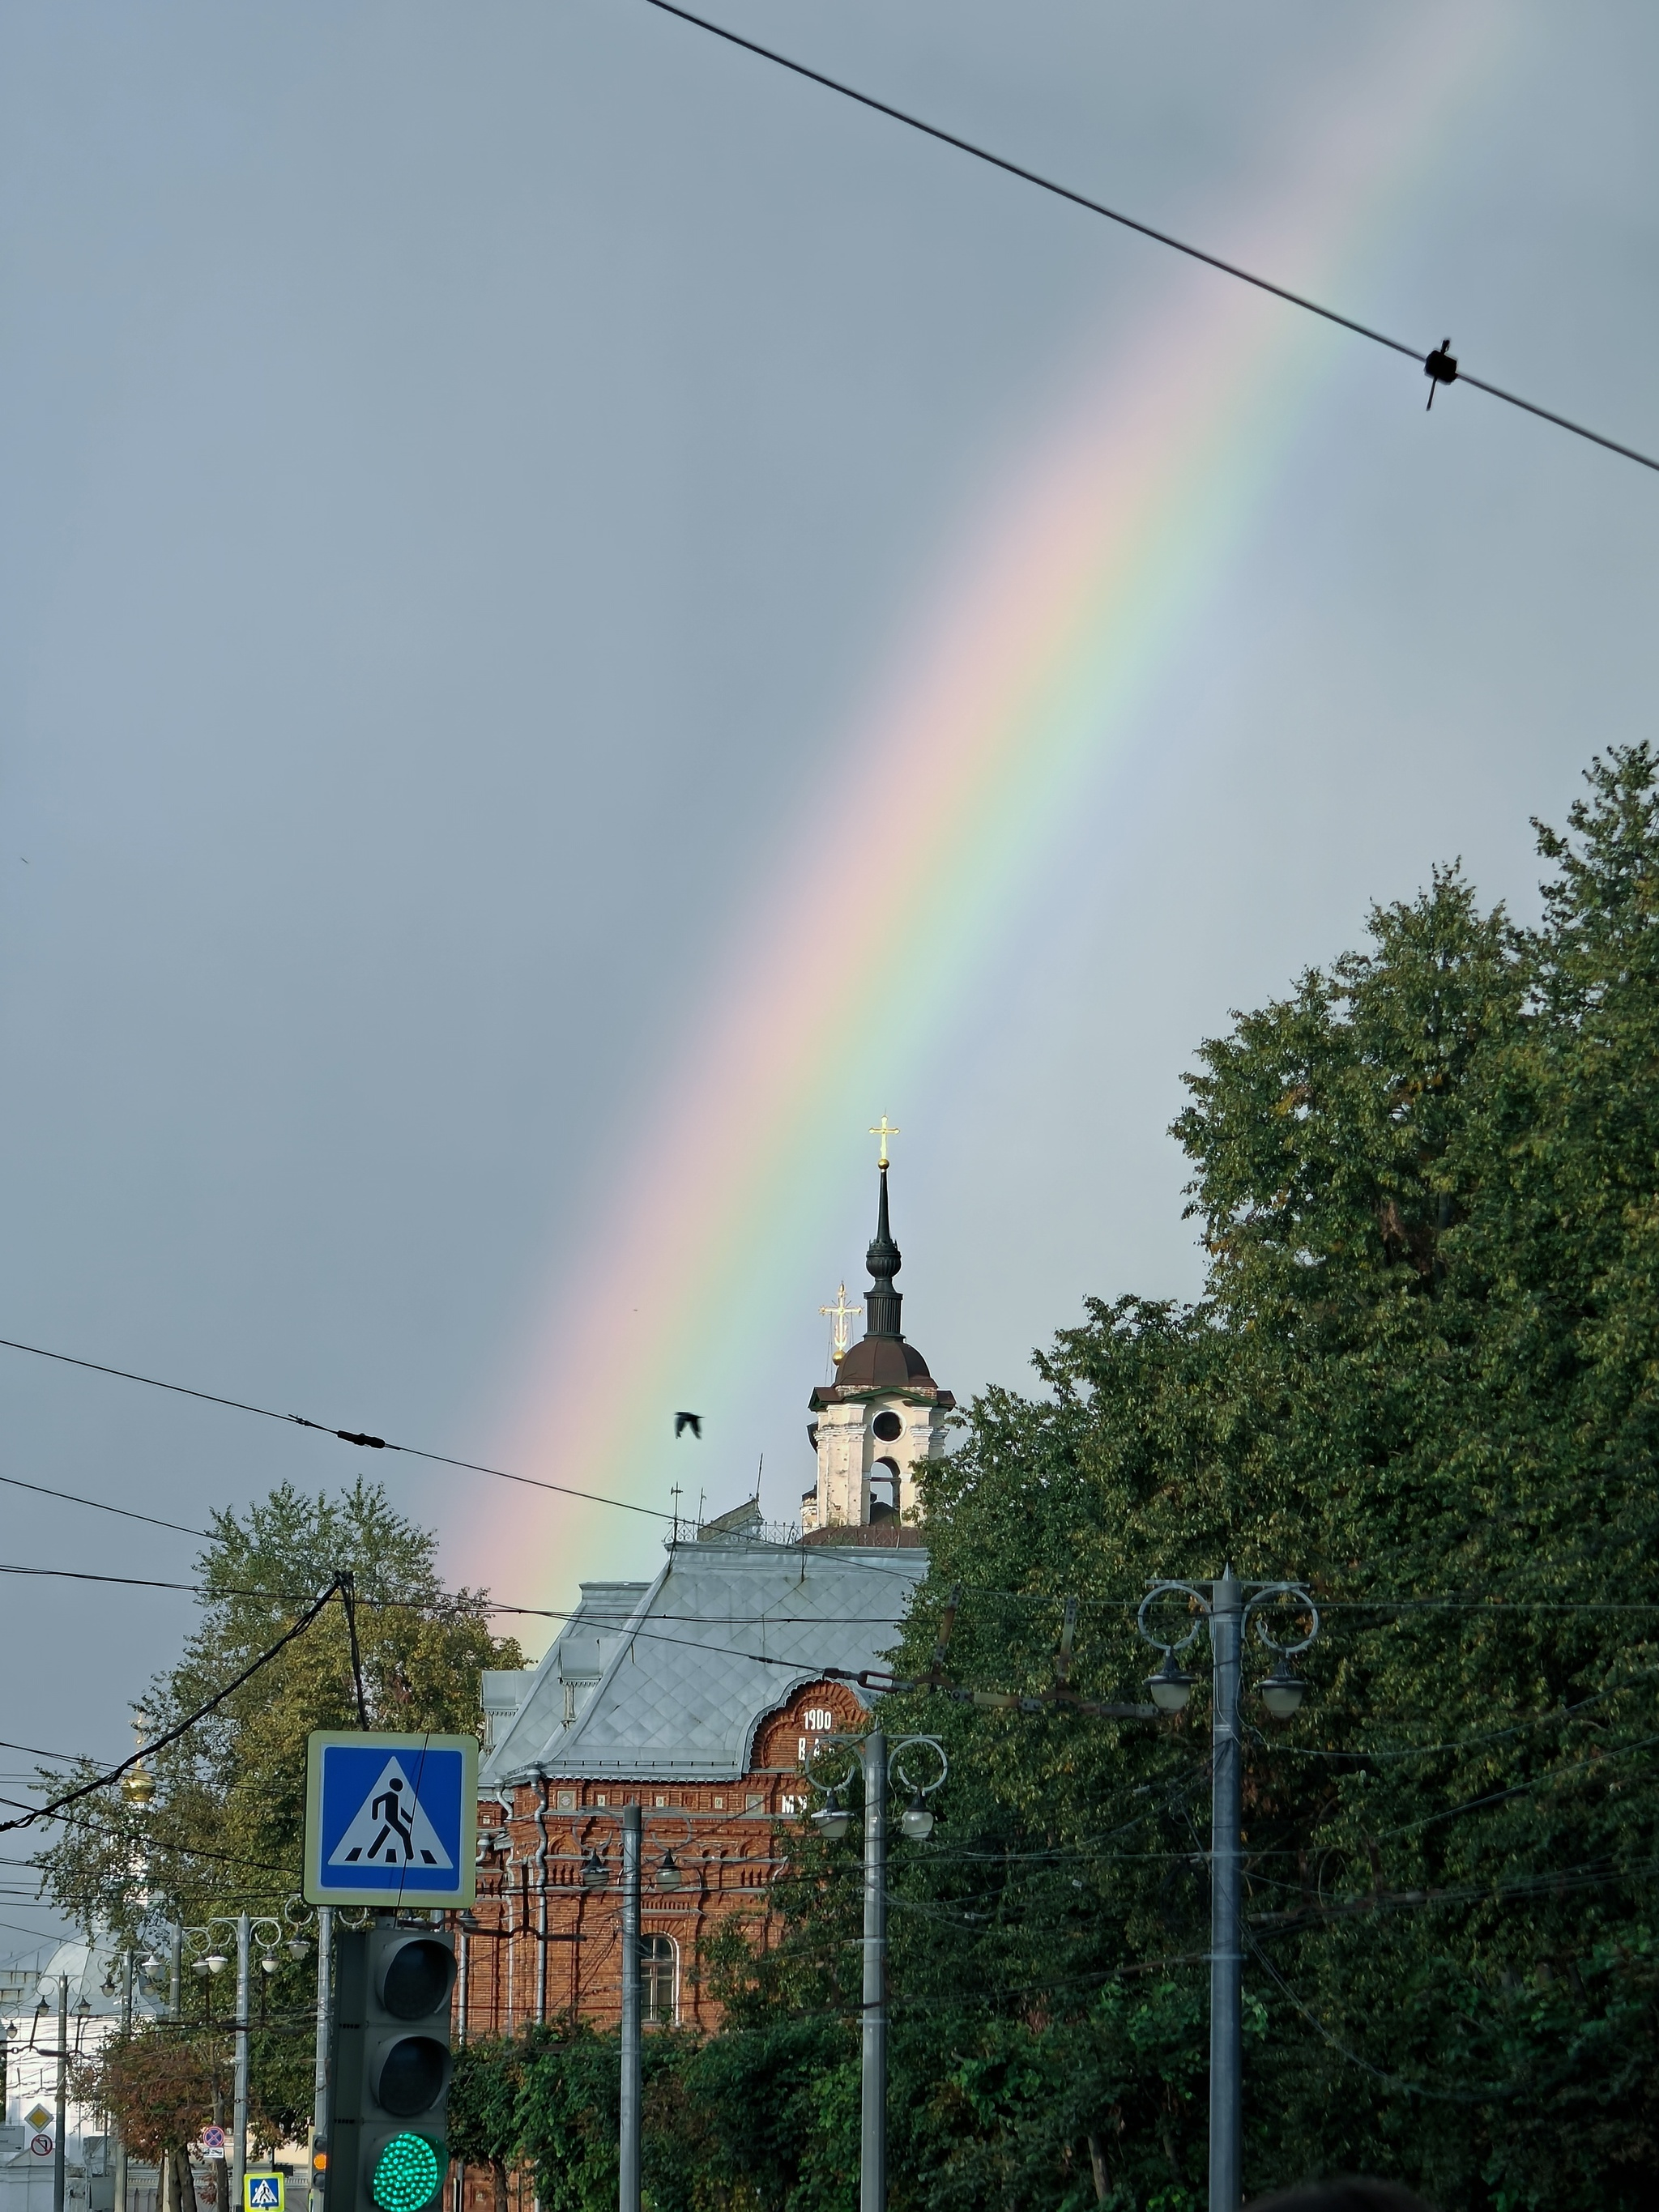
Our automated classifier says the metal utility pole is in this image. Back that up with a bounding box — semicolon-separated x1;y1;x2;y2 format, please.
802;1728;944;2212
1207;1572;1243;2212
618;1805;642;2212
310;1908;332;2212
859;1730;888;2212
232;1915;250;2212
113;1952;134;2212
52;1974;67;2212
1139;1573;1320;2212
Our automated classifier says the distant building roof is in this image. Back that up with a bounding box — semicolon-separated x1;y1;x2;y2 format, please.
480;1540;928;1787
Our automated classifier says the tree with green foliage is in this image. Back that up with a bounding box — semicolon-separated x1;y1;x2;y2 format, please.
73;747;1659;2212
860;748;1659;2210
45;1480;522;2152
623;746;1659;2212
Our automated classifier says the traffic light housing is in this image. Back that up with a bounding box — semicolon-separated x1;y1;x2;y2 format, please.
326;1921;455;2212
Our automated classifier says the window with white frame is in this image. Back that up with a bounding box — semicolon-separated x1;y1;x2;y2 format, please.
639;1935;677;2026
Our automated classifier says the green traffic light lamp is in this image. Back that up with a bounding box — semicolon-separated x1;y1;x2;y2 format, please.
371;2132;445;2212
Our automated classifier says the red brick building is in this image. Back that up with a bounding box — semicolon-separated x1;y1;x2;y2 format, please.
459;1666;868;2035
458;1162;946;2039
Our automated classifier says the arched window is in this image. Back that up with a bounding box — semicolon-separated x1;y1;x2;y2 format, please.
639;1934;677;2026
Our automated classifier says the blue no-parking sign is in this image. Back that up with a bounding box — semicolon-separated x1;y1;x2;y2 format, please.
304;1730;478;1907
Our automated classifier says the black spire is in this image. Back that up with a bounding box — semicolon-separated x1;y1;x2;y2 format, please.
863;1164;903;1339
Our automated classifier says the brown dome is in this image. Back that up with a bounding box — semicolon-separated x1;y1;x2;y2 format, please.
832;1335;934;1390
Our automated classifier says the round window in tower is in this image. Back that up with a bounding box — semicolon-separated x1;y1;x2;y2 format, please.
872;1410;903;1442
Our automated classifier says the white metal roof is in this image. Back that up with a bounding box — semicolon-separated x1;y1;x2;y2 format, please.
480;1538;928;1786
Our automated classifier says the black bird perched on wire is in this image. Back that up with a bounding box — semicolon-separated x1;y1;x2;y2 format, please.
674;1411;703;1439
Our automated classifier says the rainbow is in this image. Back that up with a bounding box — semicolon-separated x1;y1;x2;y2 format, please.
459;2;1503;1599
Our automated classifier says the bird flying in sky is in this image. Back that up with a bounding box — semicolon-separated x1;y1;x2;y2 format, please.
674;1411;703;1439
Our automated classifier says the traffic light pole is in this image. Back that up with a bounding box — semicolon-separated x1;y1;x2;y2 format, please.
322;1916;455;2212
311;1908;333;2212
618;1805;642;2212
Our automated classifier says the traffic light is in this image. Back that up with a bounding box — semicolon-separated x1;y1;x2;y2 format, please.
326;1920;455;2212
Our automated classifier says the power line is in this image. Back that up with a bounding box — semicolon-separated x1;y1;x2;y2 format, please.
11;1334;1648;1622
2;1794;299;1878
0;1555;923;1694
0;1334;675;1522
0;1562;205;1596
5;1549;1659;1736
1243;1934;1518;2106
638;0;1659;477
0;1551;915;1634
0;1737;102;1767
0;1472;207;1539
0;1579;346;1836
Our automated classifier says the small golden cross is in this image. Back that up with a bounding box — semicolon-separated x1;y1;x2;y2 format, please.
868;1114;900;1168
820;1282;863;1362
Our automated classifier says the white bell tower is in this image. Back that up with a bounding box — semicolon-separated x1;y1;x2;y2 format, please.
800;1144;953;1541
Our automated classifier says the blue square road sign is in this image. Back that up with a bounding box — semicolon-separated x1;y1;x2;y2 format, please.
304;1731;478;1908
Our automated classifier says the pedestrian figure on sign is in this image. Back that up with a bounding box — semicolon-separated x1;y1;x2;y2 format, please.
367;1775;415;1863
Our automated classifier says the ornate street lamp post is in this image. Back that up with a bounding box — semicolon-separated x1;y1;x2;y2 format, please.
183;1916;286;2210
1137;1574;1320;2212
576;1809;689;2212
807;1730;947;2212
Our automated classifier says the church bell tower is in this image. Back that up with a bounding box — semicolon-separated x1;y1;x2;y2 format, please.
801;1141;954;1541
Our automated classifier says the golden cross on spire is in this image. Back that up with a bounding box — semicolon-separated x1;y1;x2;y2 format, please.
820;1281;863;1363
868;1113;901;1168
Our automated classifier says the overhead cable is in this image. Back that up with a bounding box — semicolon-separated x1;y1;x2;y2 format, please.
638;0;1659;476
8;1339;1652;1619
0;1472;207;1539
0;1578;347;1836
0;1333;675;1522
2;1552;1656;1746
3;1794;302;1879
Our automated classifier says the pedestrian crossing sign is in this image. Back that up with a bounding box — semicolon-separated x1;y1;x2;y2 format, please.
303;1730;477;1907
245;2176;283;2211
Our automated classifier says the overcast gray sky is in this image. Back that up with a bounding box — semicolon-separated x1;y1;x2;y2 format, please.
2;1;1657;1943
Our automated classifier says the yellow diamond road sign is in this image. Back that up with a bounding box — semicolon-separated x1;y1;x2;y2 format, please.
23;2108;50;2133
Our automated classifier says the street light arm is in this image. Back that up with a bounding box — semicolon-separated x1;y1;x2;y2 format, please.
802;1731;865;1799
1243;1583;1321;1655
887;1737;948;1797
1136;1581;1211;1658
